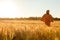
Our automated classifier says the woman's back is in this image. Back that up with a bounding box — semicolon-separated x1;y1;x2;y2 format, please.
41;14;53;22
41;10;54;26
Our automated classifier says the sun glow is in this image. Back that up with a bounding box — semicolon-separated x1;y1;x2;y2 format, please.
0;1;18;18
0;0;60;18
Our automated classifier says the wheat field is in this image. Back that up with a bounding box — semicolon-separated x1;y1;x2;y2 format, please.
0;19;60;40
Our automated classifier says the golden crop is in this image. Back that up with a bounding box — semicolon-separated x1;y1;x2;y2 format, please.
0;20;60;40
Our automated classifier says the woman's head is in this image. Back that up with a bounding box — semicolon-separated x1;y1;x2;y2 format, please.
46;10;50;14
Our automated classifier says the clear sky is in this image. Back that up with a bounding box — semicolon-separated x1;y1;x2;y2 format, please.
0;0;60;18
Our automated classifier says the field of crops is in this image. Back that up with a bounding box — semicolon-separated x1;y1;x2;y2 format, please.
0;20;60;40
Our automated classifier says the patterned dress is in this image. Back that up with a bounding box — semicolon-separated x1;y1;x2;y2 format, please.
41;14;53;26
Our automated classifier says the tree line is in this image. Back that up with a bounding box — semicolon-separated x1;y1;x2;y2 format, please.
0;17;60;20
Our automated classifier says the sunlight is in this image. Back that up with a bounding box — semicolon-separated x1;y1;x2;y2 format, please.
0;1;18;18
0;0;60;18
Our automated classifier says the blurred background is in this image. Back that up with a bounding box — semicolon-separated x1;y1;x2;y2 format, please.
0;0;60;18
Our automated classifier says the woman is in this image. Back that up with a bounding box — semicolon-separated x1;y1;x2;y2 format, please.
41;10;54;26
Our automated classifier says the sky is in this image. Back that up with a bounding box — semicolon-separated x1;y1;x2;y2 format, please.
0;0;60;18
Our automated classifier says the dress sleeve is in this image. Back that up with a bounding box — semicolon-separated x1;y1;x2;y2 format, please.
41;14;46;21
